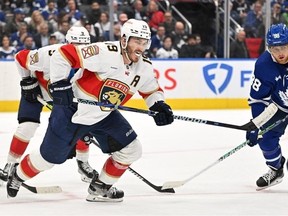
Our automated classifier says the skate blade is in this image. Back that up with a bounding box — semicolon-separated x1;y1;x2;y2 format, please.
81;175;92;183
256;178;283;191
86;194;123;202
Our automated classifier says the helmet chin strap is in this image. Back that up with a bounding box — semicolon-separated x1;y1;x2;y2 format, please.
121;39;132;64
123;48;132;64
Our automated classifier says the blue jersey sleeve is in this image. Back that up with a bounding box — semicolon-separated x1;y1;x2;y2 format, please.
248;51;278;117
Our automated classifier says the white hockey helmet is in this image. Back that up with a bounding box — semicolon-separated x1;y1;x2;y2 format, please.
121;19;151;49
65;26;90;44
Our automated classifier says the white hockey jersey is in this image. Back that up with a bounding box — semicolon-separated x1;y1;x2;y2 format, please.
50;41;165;125
15;44;63;101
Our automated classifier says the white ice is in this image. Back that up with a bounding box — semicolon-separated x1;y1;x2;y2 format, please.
1;109;288;216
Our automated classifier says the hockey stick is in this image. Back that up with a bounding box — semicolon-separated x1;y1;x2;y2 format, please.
22;183;62;194
161;115;288;190
0;168;62;194
37;96;53;110
75;98;250;131
37;96;175;194
86;137;175;193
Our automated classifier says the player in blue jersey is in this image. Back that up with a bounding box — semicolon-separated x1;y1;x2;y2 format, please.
246;23;288;190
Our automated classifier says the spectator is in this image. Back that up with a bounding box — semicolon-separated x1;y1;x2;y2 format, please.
146;0;164;35
271;3;282;24
41;0;59;31
94;11;111;41
231;0;249;26
243;1;264;38
124;0;147;21
84;21;98;42
33;22;51;48
170;21;188;52
1;0;14;14
149;25;166;57
57;10;73;26
73;14;88;27
179;34;209;58
32;0;47;12
118;12;128;27
195;33;216;58
230;28;249;58
85;0;101;25
16;35;36;52
64;0;82;25
10;22;31;51
162;11;175;36
4;8;26;36
113;23;121;41
48;34;58;45
26;10;50;35
0;35;17;59
53;21;71;43
280;2;288;25
111;0;121;24
156;35;178;59
56;0;68;11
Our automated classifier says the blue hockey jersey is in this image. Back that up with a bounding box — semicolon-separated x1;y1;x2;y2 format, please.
248;50;288;118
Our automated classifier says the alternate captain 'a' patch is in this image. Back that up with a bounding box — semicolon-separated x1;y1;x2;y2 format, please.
99;78;130;110
30;52;39;65
81;45;99;59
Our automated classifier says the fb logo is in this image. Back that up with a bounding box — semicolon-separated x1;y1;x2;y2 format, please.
203;63;233;95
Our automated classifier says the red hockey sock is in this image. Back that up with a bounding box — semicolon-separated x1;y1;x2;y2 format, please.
20;154;41;178
9;136;29;158
103;157;129;178
76;139;89;152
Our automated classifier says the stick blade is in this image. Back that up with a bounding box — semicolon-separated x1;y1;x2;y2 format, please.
35;186;62;194
22;183;62;194
158;187;175;193
161;181;185;190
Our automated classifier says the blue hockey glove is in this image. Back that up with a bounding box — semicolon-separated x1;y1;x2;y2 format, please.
48;80;73;105
20;77;42;103
149;101;174;126
246;129;262;147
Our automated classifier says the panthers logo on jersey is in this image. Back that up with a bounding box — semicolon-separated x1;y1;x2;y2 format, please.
99;78;130;111
30;52;39;65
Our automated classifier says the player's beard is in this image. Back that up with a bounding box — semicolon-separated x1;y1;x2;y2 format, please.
125;46;141;63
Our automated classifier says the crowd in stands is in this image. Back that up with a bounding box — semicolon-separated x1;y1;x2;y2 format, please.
0;0;218;59
228;0;288;58
2;0;288;60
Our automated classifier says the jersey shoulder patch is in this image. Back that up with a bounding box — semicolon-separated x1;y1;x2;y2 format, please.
80;44;99;59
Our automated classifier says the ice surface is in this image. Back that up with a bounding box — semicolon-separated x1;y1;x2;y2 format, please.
1;110;288;216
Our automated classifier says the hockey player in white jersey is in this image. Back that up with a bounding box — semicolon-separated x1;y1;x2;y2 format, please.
0;26;97;185
6;19;174;202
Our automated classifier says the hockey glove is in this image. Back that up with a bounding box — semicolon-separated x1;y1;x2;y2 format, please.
149;101;174;126
48;80;73;105
246;129;262;147
241;120;258;131
20;77;42;103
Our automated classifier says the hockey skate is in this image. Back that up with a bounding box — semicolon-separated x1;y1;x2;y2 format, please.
77;160;98;183
6;164;23;198
0;163;13;183
256;157;285;191
86;175;124;202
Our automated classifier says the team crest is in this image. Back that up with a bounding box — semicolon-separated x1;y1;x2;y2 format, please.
30;52;39;65
81;45;99;59
99;78;130;111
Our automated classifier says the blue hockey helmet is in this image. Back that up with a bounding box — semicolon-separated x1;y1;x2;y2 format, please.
266;23;288;47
